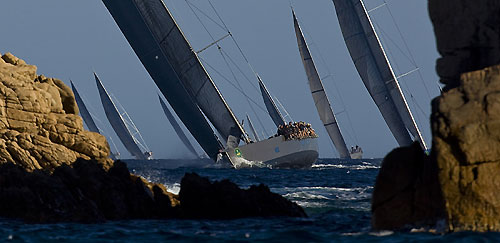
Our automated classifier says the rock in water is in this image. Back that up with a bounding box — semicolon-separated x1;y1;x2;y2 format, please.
429;0;500;91
0;53;112;171
432;64;500;232
371;142;445;230
179;173;307;218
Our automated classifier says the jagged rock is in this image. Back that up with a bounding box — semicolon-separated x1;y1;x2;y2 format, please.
0;53;111;171
0;159;179;223
432;64;500;232
179;173;307;219
371;142;445;230
429;0;500;90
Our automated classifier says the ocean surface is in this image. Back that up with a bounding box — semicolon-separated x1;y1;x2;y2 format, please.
1;158;499;242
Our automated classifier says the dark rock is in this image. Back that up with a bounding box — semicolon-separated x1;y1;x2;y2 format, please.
179;173;307;219
429;0;500;90
371;142;445;230
0;159;178;223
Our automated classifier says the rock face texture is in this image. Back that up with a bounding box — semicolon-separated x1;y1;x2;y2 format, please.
371;142;445;230
432;64;500;231
429;0;500;90
0;53;112;171
179;173;307;219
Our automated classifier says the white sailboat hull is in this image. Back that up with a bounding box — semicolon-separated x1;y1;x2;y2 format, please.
226;135;319;168
350;151;363;159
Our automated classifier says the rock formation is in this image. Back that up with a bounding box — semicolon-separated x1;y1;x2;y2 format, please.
429;0;500;91
179;173;307;219
0;53;305;222
432;64;500;231
0;52;112;171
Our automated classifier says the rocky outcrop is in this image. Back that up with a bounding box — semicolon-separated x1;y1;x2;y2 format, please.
0;159;179;222
429;0;500;91
432;64;500;231
371;142;445;230
0;53;112;171
179;173;307;219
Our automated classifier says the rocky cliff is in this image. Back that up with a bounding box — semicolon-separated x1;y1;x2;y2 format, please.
0;53;112;171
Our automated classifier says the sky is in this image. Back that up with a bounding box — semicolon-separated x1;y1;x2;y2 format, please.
0;0;440;159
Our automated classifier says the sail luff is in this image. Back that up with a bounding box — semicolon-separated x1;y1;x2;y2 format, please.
292;11;350;159
332;0;427;149
102;0;226;160
158;95;199;158
246;114;260;142
94;73;147;160
124;0;248;145
258;75;285;127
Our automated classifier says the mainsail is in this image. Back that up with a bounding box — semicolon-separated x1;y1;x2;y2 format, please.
258;75;285;127
292;11;350;159
246;114;260;142
103;0;247;145
331;0;427;149
71;80;119;160
102;0;235;160
95;73;148;160
158;95;199;158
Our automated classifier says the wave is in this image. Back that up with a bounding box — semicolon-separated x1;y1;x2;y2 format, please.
312;163;379;170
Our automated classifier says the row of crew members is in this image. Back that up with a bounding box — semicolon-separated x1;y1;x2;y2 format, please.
275;121;317;140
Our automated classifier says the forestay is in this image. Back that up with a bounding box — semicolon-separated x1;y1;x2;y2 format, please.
293;11;350;159
246;114;260;142
258;75;285;127
331;0;427;149
95;73;147;160
158;95;199;158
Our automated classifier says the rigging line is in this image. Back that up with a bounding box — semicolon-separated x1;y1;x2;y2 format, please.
185;0;227;32
381;0;432;99
368;3;387;13
198;56;268;113
111;93;150;151
274;96;293;123
207;0;230;32
184;0;216;42
218;46;272;134
219;48;259;92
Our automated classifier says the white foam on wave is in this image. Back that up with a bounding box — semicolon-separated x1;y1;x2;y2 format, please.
165;182;181;195
230;157;271;169
312;163;379;170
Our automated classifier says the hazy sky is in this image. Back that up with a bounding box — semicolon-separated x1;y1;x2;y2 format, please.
0;0;440;159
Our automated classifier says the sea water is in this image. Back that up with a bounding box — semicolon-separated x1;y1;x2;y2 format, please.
1;158;499;242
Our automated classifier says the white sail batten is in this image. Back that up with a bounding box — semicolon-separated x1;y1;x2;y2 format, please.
332;0;427;149
95;73;147;160
293;12;350;159
158;95;199;158
131;0;248;144
258;75;285;127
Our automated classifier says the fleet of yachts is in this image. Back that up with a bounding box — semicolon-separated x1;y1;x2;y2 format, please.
70;0;428;168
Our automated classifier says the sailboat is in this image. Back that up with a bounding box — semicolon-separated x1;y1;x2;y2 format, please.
70;80;120;160
94;72;153;160
101;0;319;168
292;10;361;159
158;95;199;159
331;0;427;150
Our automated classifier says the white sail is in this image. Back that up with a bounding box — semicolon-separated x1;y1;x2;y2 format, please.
95;73;149;160
292;11;350;159
331;0;427;149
